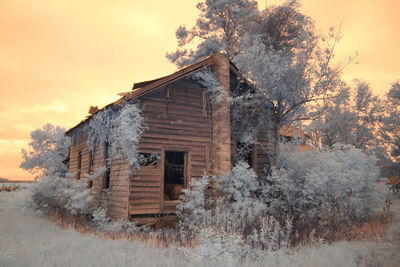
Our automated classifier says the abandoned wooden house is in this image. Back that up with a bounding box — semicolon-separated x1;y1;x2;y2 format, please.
66;53;303;220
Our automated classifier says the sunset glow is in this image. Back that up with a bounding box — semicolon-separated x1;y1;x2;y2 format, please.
1;0;399;180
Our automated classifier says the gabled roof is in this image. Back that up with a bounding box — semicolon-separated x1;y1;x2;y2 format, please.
112;54;238;105
66;53;237;135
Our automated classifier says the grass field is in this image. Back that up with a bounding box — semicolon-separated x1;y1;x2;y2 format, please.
0;188;399;266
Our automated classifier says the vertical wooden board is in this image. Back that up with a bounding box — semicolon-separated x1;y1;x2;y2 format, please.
129;156;162;215
160;148;165;213
188;150;192;184
202;88;207;117
126;163;131;219
184;152;188;187
205;146;210;172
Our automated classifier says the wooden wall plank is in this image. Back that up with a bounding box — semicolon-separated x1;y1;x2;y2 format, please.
128;79;212;216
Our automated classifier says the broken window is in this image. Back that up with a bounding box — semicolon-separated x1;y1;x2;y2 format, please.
139;152;159;169
164;151;186;201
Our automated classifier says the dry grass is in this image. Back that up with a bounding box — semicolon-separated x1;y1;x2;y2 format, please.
47;210;95;234
289;212;393;247
43;205;395;253
2;190;399;266
44;209;183;248
332;213;392;242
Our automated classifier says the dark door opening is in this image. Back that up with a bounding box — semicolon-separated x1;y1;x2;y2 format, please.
164;151;186;201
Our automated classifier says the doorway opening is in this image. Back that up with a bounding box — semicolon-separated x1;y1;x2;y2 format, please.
164;151;186;201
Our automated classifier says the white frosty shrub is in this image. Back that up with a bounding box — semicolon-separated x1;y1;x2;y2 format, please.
189;69;226;103
30;166;107;216
211;162;267;235
217;161;261;213
182;227;247;262
247;216;293;251
263;143;385;221
92;207;110;231
177;163;292;258
177;144;385;259
177;174;213;235
92;207;138;234
63;181;93;215
31;173;93;215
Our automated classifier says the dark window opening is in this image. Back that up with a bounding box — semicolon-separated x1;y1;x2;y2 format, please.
102;142;111;189
237;142;253;168
164;151;185;201
103;168;111;189
77;151;82;180
88;151;94;188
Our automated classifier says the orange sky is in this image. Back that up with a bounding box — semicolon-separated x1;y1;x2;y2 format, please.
1;0;399;180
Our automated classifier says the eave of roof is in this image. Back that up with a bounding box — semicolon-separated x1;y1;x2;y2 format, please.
113;55;218;105
132;77;164;90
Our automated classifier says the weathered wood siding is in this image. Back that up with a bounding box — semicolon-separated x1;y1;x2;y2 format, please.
69;136;130;219
130;79;213;215
67;53;235;219
69;135;91;180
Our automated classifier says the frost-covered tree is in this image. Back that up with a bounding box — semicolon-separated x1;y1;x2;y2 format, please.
20;123;70;179
168;0;350;166
307;80;383;152
166;0;259;67
232;21;346;165
379;80;400;177
167;0;315;67
382;80;400;156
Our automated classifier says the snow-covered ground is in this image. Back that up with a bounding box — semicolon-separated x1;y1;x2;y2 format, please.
0;189;399;267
